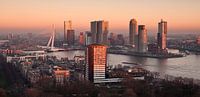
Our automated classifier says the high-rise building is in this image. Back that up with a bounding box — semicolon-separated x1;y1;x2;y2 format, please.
91;20;109;44
109;33;116;45
115;34;125;45
85;44;107;82
79;32;84;46
91;22;97;43
65;20;75;45
85;31;93;46
138;25;147;53
64;21;67;43
67;30;75;45
157;19;167;50
129;19;138;46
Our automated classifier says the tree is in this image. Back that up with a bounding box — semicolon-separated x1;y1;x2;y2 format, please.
0;88;7;97
122;88;137;97
24;88;41;97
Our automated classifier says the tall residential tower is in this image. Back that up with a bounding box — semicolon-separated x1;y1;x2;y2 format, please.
64;21;67;43
91;20;109;44
138;25;148;53
129;19;138;46
85;31;93;46
157;19;167;50
79;32;84;46
66;20;75;45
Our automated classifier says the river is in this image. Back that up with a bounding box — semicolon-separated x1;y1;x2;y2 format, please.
46;50;200;79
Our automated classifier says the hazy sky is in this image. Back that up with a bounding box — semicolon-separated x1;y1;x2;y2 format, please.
0;0;200;35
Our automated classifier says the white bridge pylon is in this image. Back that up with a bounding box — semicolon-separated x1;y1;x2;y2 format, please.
47;24;56;50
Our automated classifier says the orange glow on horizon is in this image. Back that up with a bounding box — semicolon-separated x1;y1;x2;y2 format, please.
0;0;200;33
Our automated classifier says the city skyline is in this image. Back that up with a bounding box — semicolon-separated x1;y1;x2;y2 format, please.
1;0;200;34
1;1;200;97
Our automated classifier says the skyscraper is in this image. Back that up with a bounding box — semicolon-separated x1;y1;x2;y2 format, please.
85;44;107;82
85;31;93;46
91;22;97;44
66;20;75;45
91;20;109;44
109;32;116;45
67;30;75;45
157;19;167;50
79;32;84;46
129;19;138;46
116;34;125;45
64;21;67;43
138;25;147;53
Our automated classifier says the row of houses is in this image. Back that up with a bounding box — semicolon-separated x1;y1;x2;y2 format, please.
6;54;71;86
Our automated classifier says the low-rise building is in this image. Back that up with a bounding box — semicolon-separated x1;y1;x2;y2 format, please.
53;66;70;85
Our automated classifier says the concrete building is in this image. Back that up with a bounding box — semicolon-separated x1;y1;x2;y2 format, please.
148;43;158;53
138;25;148;53
67;30;75;45
27;69;41;84
196;36;200;45
157;19;167;50
85;44;107;82
79;32;84;46
6;54;45;63
53;66;70;85
85;31;93;46
91;20;109;44
7;33;14;40
19;61;33;78
64;21;67;43
115;34;125;45
109;32;116;45
64;20;75;46
129;19;138;47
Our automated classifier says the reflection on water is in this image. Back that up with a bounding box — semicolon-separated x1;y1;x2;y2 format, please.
47;50;200;79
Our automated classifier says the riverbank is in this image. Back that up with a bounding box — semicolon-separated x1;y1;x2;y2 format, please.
108;50;184;58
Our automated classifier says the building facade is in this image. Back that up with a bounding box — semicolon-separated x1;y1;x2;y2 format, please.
157;19;167;50
85;31;93;46
64;20;75;46
67;30;75;45
53;66;70;85
79;32;84;46
85;44;107;82
109;32;116;45
91;21;109;44
138;25;148;53
129;19;138;46
115;34;125;45
64;21;67;43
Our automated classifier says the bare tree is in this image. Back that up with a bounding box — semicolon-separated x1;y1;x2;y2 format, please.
24;88;41;97
122;88;137;97
0;88;7;97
